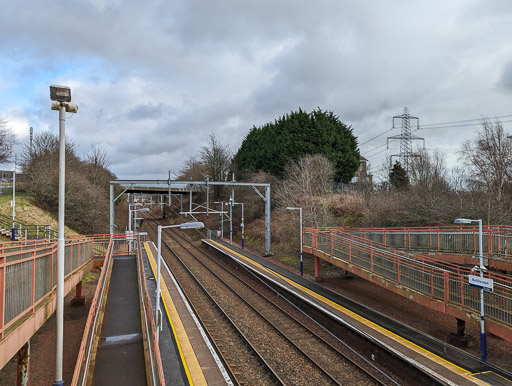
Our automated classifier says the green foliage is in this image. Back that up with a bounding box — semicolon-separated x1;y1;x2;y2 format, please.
234;108;360;183
389;161;409;190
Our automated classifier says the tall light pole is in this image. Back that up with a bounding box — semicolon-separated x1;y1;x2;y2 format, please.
50;85;77;386
156;222;204;343
454;218;487;362
286;207;303;276
11;155;16;241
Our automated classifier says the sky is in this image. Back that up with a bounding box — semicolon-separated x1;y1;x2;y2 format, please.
1;0;511;181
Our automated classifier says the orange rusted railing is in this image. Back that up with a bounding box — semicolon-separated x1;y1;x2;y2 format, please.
331;225;512;260
304;228;512;330
71;236;114;385
0;237;93;340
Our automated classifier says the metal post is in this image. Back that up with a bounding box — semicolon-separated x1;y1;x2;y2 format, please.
241;203;245;249
109;183;114;234
264;186;272;255
11;156;16;241
189;186;192;213
168;170;171;207
478;219;487;362
229;200;233;245
156;225;162;343
206;177;209;216
299;207;303;276
54;103;66;386
29;127;33;158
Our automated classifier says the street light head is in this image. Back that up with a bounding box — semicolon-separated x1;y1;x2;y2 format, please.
454;218;472;224
138;207;150;212
50;85;71;102
179;221;204;230
51;101;78;113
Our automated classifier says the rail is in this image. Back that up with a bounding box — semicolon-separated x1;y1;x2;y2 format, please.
340;225;512;260
0;237;93;339
0;212;58;240
304;228;512;330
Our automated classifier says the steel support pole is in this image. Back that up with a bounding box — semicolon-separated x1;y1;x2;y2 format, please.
110;183;114;234
54;104;66;386
241;203;245;249
478;219;487;362
11;161;15;241
156;225;162;343
264;186;271;255
229;201;233;245
299;207;303;276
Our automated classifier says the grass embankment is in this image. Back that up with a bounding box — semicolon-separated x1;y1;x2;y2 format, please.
0;191;79;241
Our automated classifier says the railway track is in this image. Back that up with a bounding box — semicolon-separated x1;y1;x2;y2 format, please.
142;214;396;385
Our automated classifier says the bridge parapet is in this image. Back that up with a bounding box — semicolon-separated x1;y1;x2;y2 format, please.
304;227;512;342
341;225;512;260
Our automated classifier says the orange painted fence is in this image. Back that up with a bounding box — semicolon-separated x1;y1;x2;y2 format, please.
0;237;93;339
341;225;512;260
304;228;512;330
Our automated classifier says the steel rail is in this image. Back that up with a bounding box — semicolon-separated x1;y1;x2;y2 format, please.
143;217;284;385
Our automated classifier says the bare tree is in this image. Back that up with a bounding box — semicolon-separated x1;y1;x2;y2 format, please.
460;119;512;224
275;154;334;226
0;117;15;164
179;156;208;180
200;134;232;199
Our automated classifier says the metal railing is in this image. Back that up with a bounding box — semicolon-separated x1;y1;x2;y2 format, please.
304;228;512;329
71;236;114;386
340;225;512;260
0;213;58;240
0;237;93;338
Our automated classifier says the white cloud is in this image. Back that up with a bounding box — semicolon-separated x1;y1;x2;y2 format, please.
0;0;511;178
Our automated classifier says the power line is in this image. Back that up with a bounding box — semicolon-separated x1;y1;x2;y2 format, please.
409;82;512;109
415;119;512;131
419;114;512;128
359;128;394;146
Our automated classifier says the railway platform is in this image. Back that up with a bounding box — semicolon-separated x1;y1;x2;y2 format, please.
143;241;231;385
202;238;512;386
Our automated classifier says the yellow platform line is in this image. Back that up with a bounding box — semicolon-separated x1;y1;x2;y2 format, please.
208;240;487;385
144;242;207;386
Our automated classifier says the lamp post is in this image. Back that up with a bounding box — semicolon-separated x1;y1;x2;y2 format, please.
11;155;16;241
50;85;77;386
233;202;245;249
286;207;303;276
156;221;204;343
454;218;486;362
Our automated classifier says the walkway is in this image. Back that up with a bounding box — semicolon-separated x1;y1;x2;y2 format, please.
92;254;147;385
304;227;512;342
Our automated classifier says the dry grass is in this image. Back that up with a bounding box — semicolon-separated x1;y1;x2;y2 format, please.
0;192;79;236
